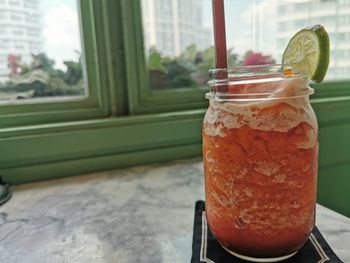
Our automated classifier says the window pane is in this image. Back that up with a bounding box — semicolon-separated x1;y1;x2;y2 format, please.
141;0;214;90
224;0;350;81
0;0;86;102
141;0;349;90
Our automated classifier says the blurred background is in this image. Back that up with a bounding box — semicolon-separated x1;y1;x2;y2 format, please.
0;0;349;216
0;2;350;261
0;0;349;100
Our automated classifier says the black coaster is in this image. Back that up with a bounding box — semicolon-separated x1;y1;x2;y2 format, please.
191;201;343;263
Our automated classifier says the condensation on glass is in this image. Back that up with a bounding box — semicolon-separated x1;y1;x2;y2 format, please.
0;0;86;102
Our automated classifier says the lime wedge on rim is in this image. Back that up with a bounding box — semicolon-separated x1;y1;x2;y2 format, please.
282;24;330;83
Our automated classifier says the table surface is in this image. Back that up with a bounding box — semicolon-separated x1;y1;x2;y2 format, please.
1;159;350;263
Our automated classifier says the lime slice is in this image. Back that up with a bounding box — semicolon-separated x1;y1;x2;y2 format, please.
282;25;330;83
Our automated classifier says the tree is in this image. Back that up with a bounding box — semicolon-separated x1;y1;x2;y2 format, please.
63;60;82;86
147;47;197;89
164;60;196;88
147;47;165;72
146;45;241;89
32;53;56;73
195;46;215;84
3;52;85;98
180;44;197;63
227;48;241;67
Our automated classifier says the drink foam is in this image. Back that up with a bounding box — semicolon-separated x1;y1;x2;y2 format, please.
203;79;318;149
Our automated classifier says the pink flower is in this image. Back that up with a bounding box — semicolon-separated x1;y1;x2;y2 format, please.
244;53;274;66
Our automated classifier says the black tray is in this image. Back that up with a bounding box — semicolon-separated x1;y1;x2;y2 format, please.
191;201;343;263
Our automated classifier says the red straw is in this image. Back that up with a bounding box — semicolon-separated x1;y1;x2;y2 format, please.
212;0;227;69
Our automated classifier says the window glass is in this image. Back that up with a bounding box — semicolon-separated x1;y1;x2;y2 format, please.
142;0;350;87
225;0;349;81
294;2;309;11
0;0;86;102
141;0;214;90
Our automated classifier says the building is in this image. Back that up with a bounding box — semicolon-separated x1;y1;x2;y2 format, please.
0;0;42;81
141;0;211;57
276;0;350;80
236;0;278;60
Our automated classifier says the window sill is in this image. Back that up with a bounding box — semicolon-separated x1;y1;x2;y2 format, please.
0;109;205;183
1;95;350;184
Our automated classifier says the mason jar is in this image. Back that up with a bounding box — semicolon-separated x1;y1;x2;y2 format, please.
202;65;318;262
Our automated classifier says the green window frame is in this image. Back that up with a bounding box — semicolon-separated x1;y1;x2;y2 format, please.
0;0;349;217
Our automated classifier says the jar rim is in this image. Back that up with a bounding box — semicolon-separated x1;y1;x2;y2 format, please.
205;89;314;101
206;64;313;101
208;64;307;81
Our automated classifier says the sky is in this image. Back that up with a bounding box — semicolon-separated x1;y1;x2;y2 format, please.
39;0;280;69
37;0;350;81
40;0;81;69
203;0;279;60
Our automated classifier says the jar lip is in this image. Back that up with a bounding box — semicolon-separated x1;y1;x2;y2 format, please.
208;64;307;85
205;88;314;102
207;64;313;101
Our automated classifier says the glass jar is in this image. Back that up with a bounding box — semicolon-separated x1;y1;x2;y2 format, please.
202;65;318;262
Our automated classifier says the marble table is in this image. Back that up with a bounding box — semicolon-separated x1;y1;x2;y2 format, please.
0;159;349;263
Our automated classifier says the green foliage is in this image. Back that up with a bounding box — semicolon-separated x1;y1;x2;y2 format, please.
34;53;56;74
164;60;197;88
180;45;198;63
147;48;166;72
228;48;241;66
63;60;83;86
146;45;244;89
0;53;85;99
147;46;199;89
32;77;84;97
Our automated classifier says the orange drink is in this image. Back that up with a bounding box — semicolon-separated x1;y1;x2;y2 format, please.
203;65;318;261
